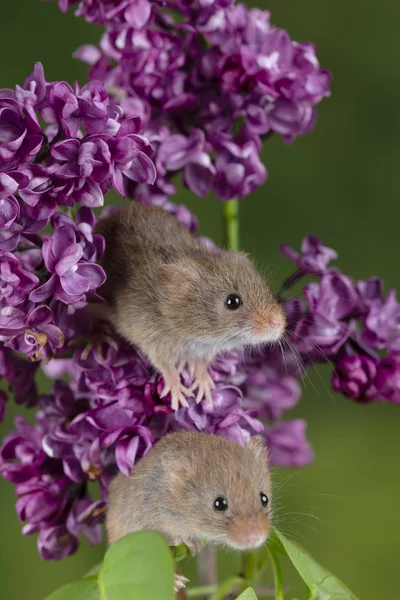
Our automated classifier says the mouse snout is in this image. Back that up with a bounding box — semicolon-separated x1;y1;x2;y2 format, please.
251;307;285;341
227;514;270;550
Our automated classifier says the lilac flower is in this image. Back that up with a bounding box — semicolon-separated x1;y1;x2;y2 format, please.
95;117;156;195
173;385;264;445
264;420;314;468
293;273;358;355
44;80;109;137
1;304;65;360
281;236;338;274
0;417;46;483
0;197;48;251
243;362;302;421
376;353;400;405
0;252;39;305
29;224;106;304
213;136;267;200
38;525;79;560
362;289;400;352
332;355;378;403
0;171;29;228
66;497;105;546
87;403;154;475
0;96;43;171
49;137;111;208
156;130;215;198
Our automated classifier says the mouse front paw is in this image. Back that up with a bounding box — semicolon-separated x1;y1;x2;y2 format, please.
80;320;118;361
174;573;189;593
190;362;215;405
160;370;194;410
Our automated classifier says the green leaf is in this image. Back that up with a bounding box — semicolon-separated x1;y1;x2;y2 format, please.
84;563;102;578
236;587;259;599
46;531;175;600
172;543;191;562
99;530;175;600
273;529;359;600
45;576;99;600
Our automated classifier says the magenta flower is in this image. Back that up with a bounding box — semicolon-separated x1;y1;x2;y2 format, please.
376;353;400;405
0;252;39;306
95;117;156;196
30;224;106;304
332;355;378;403
281;235;338;274
264;420;314;468
0;96;43;171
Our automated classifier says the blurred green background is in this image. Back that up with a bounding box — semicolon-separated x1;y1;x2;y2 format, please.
1;1;399;599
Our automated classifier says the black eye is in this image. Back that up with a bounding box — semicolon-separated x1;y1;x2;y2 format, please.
213;496;228;511
260;492;269;507
225;294;242;310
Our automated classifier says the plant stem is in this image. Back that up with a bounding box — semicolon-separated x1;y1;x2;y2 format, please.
223;199;239;251
243;551;258;582
210;576;244;600
196;546;218;600
187;586;217;597
265;546;284;600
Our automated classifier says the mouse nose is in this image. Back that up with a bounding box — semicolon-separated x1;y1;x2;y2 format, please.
227;515;270;550
269;315;284;329
242;531;267;547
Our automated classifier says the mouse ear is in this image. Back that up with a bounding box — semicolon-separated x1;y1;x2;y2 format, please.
157;261;199;296
162;452;191;492
247;435;269;461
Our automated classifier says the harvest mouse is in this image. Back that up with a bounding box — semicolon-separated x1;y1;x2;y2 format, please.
95;202;285;410
106;431;272;592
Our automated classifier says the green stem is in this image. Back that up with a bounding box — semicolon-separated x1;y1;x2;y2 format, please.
243;550;258;583
265;546;285;600
223;199;239;251
186;586;217;597
210;576;244;600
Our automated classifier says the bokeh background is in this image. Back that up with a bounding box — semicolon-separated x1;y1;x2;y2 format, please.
1;1;399;599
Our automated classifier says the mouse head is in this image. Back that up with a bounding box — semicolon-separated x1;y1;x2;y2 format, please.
157;250;285;349
167;434;272;550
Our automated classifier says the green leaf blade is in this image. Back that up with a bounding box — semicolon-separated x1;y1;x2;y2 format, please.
100;531;175;600
273;529;359;600
236;587;259;599
45;576;99;600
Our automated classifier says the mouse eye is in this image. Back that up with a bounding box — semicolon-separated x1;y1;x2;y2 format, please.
225;294;242;310
213;496;229;511
260;492;269;507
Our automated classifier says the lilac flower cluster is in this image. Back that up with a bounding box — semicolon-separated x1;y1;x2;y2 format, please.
0;60;313;560
0;0;396;565
0;62;155;362
49;0;331;202
282;237;400;405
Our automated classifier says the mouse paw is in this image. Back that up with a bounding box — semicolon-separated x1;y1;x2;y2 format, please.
190;363;215;405
174;573;189;593
160;371;194;410
80;321;118;361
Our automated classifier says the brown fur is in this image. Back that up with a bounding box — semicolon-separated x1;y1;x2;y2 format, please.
106;431;272;550
95;203;285;376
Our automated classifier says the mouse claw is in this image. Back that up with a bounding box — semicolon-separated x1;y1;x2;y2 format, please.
174;573;189;593
191;363;216;405
159;371;193;410
80;321;118;361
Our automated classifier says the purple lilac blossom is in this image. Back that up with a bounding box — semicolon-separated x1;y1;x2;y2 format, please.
0;6;397;562
53;0;332;202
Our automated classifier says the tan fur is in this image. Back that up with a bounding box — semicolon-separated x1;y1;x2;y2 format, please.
95;203;285;374
106;431;272;551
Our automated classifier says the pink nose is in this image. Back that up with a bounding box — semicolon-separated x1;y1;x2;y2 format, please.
270;316;284;329
243;532;266;547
